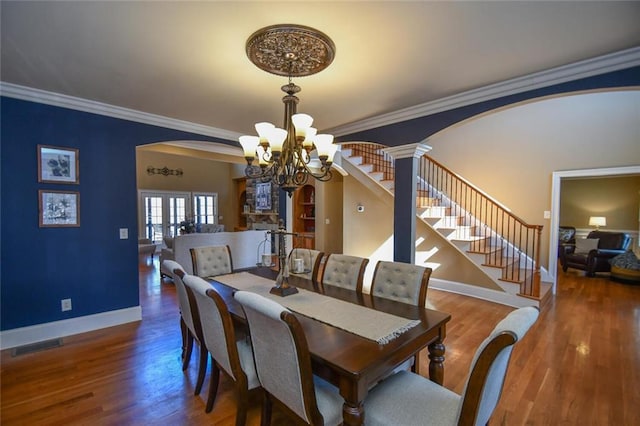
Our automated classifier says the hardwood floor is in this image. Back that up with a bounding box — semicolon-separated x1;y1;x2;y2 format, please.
2;258;639;425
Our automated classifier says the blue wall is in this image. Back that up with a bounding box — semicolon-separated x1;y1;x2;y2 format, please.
0;98;233;330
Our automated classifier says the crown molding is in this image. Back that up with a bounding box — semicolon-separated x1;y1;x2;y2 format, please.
327;47;640;137
0;82;242;141
2;47;639;141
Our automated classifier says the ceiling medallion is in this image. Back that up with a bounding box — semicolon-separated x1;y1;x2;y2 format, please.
246;24;336;77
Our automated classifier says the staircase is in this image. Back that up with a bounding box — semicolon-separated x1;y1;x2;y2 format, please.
340;142;551;306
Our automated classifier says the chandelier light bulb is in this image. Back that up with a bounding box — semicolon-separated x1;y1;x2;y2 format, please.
325;144;338;164
239;135;260;161
268;128;288;154
255;122;275;145
314;133;335;158
302;127;317;149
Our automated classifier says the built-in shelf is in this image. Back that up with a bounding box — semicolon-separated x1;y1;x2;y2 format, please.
293;184;315;249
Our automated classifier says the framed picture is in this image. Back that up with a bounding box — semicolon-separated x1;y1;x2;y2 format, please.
255;182;272;210
38;145;79;184
39;190;80;227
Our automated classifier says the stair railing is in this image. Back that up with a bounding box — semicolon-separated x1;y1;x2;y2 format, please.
418;155;543;298
340;142;543;299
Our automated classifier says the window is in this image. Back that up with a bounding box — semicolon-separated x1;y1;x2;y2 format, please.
193;193;218;226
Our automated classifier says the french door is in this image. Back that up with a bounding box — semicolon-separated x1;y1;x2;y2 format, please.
138;191;191;243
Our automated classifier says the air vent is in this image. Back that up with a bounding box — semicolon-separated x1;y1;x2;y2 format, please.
11;338;63;357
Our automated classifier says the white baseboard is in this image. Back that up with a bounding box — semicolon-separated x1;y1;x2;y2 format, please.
429;278;540;308
0;306;142;350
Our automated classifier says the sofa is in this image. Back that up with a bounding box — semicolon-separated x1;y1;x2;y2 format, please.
560;230;632;277
160;230;269;279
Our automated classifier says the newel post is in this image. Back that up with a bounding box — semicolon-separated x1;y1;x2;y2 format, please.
383;143;432;264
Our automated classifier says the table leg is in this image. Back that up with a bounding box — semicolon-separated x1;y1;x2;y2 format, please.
428;340;445;385
342;401;364;426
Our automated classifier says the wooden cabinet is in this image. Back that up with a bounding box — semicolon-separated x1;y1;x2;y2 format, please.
293;184;315;249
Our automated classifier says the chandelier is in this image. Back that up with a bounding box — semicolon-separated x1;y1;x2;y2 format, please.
239;24;337;197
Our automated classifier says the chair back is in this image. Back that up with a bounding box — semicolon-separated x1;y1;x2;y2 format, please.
289;248;324;286
234;291;323;425
320;254;369;292
457;306;539;426
171;266;204;344
190;245;233;278
162;260;193;328
183;275;250;385
370;261;432;307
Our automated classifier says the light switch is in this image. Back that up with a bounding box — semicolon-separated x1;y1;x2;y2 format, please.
325;218;330;225
119;228;128;239
543;211;551;219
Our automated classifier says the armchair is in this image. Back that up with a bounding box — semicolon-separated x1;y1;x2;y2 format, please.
561;231;631;277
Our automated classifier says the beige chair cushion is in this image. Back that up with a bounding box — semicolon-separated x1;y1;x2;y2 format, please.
371;261;431;306
190;245;233;278
321;254;368;291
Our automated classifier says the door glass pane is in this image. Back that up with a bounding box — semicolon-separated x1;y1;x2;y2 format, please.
144;196;163;243
169;197;187;237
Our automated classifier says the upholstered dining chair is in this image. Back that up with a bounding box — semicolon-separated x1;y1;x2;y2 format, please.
234;291;345;426
364;306;540;426
288;248;325;287
190;245;233;279
370;260;433;373
182;275;260;424
166;262;208;396
319;253;369;293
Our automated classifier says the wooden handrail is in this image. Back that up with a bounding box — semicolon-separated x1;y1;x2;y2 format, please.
341;142;543;298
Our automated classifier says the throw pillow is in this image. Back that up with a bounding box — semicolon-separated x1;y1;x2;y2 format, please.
575;238;599;254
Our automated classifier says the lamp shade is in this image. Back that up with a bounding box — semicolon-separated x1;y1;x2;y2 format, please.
588;216;607;227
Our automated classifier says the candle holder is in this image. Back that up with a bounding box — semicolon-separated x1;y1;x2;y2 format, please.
269;219;299;297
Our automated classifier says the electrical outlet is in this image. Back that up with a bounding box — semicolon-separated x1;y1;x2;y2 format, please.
61;298;72;312
119;228;128;239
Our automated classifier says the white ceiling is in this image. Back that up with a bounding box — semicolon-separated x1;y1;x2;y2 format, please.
2;1;639;140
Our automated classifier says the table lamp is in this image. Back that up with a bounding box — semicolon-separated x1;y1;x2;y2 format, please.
588;216;606;229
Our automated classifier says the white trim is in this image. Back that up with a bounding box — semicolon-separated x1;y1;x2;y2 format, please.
0;306;142;350
549;165;640;294
429;278;539;308
327;47;640;136
0;82;242;141
2;48;638;143
383;143;432;160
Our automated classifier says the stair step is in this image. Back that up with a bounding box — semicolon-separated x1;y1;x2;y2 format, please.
467;245;502;255
482;256;517;268
359;163;374;173
349;155;364;165
369;171;384;180
416;196;440;207
380;180;394;190
418;206;450;217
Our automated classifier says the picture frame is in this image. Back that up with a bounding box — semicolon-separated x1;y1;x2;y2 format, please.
255;182;272;210
39;190;80;227
38;145;79;184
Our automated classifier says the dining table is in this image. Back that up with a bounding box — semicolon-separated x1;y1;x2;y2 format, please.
206;267;451;426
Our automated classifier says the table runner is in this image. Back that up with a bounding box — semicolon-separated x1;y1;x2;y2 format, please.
214;272;420;344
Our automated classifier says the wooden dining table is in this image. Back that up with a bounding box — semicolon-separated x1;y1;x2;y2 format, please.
207;267;451;426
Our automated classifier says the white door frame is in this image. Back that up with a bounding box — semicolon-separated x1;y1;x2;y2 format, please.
549;165;640;294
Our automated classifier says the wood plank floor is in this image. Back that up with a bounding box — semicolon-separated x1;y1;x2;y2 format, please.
2;258;639;425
